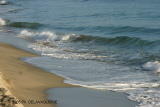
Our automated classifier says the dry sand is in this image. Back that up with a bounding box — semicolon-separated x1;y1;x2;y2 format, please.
0;43;73;107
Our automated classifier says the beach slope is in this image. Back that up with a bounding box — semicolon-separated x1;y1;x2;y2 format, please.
0;43;72;107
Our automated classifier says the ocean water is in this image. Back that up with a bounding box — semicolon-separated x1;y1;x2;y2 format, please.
1;0;160;106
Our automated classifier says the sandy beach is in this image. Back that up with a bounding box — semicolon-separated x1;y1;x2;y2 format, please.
0;43;72;107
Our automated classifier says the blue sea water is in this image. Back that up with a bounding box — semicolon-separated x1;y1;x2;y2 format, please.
1;0;160;106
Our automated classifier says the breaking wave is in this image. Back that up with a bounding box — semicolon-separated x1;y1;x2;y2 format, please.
143;61;160;73
18;30;160;48
0;0;9;5
0;18;9;26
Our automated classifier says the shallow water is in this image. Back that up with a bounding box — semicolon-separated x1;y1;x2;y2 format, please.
1;0;160;106
47;88;138;107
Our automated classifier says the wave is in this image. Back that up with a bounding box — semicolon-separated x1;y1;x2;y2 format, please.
54;25;160;35
106;26;160;34
0;0;9;5
8;22;42;29
18;30;160;48
18;30;58;41
63;34;159;47
0;18;9;26
142;61;160;73
0;18;42;29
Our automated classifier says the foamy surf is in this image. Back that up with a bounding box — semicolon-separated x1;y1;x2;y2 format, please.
64;76;160;107
24;55;160;107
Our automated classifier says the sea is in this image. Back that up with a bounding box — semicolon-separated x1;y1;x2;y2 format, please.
0;0;160;106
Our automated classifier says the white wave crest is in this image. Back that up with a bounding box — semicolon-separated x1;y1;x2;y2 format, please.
18;30;58;42
61;34;78;41
18;30;80;43
0;0;8;5
0;18;7;26
143;61;160;73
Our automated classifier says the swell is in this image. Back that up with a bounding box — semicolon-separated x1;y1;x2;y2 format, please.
107;26;160;34
54;25;160;35
68;35;159;47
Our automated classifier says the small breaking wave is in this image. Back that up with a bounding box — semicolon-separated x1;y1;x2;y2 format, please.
18;30;58;41
0;18;9;26
0;0;9;5
143;61;160;73
17;30;159;48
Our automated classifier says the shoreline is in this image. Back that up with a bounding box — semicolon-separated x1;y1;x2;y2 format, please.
0;42;73;107
0;42;139;107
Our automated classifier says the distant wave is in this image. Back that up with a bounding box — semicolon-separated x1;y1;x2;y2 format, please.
0;18;42;29
0;0;9;5
8;22;42;29
106;26;160;34
54;25;160;35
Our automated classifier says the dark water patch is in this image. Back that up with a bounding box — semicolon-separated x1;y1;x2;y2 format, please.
8;22;42;29
69;35;159;47
107;26;160;34
53;25;160;35
7;8;24;13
